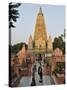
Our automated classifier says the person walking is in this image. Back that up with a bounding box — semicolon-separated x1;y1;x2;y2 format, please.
31;67;36;86
38;64;43;83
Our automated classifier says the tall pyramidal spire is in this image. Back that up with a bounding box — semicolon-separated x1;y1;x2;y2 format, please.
34;7;47;49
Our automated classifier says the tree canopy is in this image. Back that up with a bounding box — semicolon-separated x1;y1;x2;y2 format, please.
9;2;21;29
53;36;65;54
11;42;28;54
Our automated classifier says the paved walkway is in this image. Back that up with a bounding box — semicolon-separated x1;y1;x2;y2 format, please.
18;76;32;87
18;61;55;87
18;74;54;87
35;72;54;86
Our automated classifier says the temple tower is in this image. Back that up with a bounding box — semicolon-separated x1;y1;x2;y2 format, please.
34;7;47;50
28;7;53;53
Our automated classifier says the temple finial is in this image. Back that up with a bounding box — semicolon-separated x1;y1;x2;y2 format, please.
38;7;43;15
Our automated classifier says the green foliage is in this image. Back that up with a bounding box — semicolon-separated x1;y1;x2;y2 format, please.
9;2;21;29
53;36;65;54
44;58;51;68
54;62;65;74
11;42;28;54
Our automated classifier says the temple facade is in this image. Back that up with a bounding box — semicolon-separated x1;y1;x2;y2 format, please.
28;7;53;53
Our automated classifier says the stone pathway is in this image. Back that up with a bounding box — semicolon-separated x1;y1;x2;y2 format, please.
18;61;55;87
35;72;54;86
18;76;32;87
18;74;54;87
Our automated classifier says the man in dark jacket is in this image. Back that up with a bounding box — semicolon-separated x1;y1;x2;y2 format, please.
38;64;43;83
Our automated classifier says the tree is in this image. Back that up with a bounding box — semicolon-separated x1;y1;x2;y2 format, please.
53;36;65;54
9;3;21;86
53;37;58;49
11;42;28;54
61;29;65;54
9;2;21;29
9;2;21;60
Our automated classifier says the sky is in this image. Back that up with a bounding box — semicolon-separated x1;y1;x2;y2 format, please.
11;3;65;45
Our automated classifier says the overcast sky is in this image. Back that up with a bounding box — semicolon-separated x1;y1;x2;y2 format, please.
11;3;65;45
